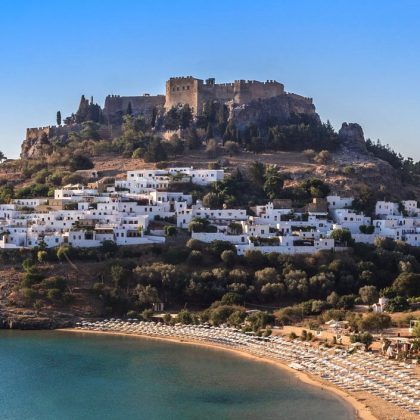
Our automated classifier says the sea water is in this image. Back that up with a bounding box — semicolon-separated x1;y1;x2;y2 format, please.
0;331;354;420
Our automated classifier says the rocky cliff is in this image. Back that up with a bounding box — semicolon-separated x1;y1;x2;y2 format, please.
229;93;319;130
338;122;368;154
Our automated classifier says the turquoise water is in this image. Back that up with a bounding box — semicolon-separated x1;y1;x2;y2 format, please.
0;331;354;420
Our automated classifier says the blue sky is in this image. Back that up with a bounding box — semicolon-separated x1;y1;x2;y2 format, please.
0;0;419;159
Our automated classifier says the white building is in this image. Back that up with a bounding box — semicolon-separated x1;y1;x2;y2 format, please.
375;201;400;217
327;195;353;210
330;209;371;234
116;168;224;193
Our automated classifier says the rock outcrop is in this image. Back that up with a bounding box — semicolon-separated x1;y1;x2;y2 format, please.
229;94;319;130
0;312;74;329
338;123;368;154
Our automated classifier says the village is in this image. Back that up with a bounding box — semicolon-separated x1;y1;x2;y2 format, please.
1;166;420;255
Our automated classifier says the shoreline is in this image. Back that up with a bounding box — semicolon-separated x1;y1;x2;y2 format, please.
57;328;375;420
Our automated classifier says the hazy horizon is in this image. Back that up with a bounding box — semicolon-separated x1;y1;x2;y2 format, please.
1;0;419;159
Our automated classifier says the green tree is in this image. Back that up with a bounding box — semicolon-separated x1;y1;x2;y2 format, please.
135;284;160;306
228;310;246;327
187;250;203;266
263;165;284;199
69;154;94;171
206;123;213;140
283;270;308;298
330;228;353;246
221;250;236;268
56;111;62;126
0;184;13;202
164;107;180;130
110;265;125;288
177;309;193;324
180;104;192;129
221;292;242;305
359;313;391;332
248;161;265;188
80;120;101;140
359;285;379;305
208;240;235;257
144;138;167;162
392;272;420;297
255;267;280;286
126;101;133;115
0;151;7;163
309;272;335;298
351;332;373;351
185;127;201;150
202;192;221;209
384;296;409;312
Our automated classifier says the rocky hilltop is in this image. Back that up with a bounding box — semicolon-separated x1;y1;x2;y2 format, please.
2;74;418;208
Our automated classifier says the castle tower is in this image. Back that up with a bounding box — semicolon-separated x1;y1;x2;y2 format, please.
165;76;201;114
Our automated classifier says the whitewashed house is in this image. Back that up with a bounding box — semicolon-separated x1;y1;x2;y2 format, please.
327;195;353;210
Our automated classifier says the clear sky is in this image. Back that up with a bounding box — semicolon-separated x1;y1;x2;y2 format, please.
0;0;419;159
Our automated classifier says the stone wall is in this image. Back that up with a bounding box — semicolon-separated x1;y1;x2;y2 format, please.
233;80;284;105
165;77;286;115
197;80;235;113
103;94;165;123
26;126;51;141
165;77;200;113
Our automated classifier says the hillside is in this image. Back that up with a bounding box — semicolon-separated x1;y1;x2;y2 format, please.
0;78;419;334
1;138;418;205
1;73;417;206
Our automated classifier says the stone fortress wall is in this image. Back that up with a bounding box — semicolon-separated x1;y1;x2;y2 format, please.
25;76;315;144
26;126;51;141
103;94;165;121
164;76;202;114
164;76;288;114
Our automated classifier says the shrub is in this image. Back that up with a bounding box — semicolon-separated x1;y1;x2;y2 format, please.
164;226;177;237
69;154;94;171
187;239;204;251
177;310;193;324
187;250;203;266
22;270;44;287
351;332;373;351
224;141;240;155
206;139;220;158
303;149;316;162
42;276;67;291
221;250;236;267
22;287;36;303
47;288;62;301
314;150;332;164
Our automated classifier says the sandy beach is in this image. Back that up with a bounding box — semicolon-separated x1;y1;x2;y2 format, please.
58;328;382;420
